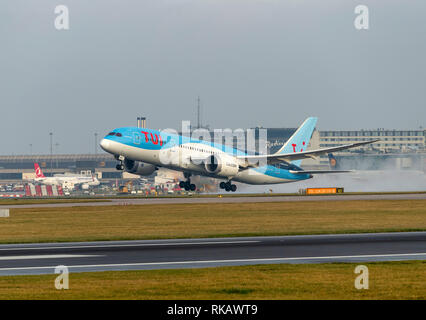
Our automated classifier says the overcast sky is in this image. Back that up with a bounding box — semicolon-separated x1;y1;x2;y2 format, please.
1;0;425;155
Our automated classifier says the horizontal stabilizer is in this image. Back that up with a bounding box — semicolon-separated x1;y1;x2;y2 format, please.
238;139;380;166
289;170;352;174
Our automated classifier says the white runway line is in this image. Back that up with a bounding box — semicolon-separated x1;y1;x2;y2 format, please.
0;240;259;251
0;254;101;261
0;252;425;272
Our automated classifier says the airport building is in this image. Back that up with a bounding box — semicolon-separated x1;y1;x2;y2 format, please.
0;154;131;183
309;128;426;170
316;129;425;152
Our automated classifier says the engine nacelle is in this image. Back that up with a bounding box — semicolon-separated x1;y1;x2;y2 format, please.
204;154;239;178
124;159;157;176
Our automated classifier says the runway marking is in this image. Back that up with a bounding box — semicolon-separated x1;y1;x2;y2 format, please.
0;254;100;261
0;240;260;252
0;252;425;272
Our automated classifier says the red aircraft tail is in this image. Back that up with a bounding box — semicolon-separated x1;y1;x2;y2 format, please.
34;163;45;178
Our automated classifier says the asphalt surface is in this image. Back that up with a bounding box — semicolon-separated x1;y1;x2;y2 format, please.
1;193;425;209
0;232;425;276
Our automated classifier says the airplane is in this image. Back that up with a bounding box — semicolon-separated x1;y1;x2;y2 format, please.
33;163;100;189
100;117;379;192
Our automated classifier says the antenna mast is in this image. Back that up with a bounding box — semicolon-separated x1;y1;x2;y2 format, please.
197;96;201;129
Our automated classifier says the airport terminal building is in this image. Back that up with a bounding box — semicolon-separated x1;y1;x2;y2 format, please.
311;128;426;170
317;129;425;152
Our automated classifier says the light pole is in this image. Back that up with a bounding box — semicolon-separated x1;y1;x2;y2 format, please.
94;133;98;154
49;132;53;170
55;143;59;168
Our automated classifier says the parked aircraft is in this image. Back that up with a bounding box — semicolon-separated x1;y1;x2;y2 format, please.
33;163;100;189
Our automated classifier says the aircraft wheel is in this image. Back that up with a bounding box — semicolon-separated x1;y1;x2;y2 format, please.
179;181;185;188
184;183;190;191
224;185;230;192
190;184;196;191
230;184;237;192
219;182;226;189
116;164;124;170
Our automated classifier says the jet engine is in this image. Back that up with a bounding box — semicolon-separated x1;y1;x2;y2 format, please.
204;154;239;178
123;158;157;176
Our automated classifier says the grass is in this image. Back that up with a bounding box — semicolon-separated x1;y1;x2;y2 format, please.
0;200;425;244
0;261;424;299
72;190;426;198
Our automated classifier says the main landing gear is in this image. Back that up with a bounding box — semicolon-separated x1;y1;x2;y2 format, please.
179;173;196;192
220;181;237;192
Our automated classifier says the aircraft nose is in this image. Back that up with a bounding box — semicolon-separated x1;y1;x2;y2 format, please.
100;139;110;152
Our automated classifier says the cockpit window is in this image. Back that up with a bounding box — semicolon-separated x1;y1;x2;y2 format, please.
107;132;122;137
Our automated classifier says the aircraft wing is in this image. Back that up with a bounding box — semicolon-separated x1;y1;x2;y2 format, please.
237;139;379;167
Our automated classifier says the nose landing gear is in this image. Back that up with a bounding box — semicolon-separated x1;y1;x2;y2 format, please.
115;155;125;171
219;181;237;192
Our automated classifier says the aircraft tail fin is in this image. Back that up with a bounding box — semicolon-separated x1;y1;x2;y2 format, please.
34;163;45;178
275;117;318;167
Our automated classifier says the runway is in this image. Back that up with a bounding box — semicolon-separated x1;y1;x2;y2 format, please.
1;192;425;209
0;232;425;276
